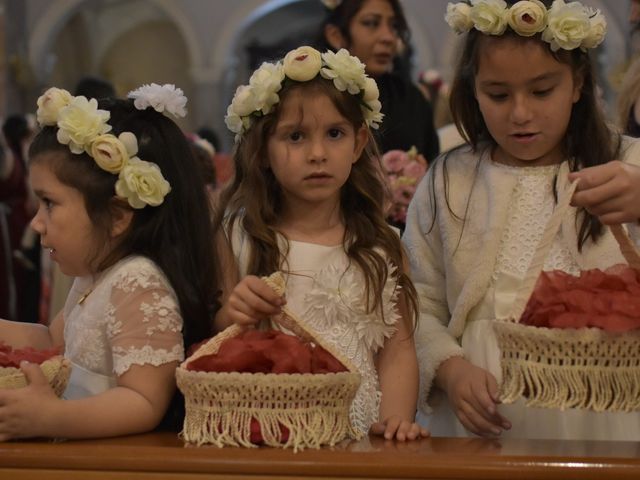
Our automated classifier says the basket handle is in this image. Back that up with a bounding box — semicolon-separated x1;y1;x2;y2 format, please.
262;272;359;373
508;180;640;321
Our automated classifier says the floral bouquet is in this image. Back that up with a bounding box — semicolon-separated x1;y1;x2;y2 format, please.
382;146;428;226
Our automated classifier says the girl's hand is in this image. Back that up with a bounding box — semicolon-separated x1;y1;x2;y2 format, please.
569;161;640;224
222;275;285;327
437;357;511;437
0;361;60;441
370;416;430;441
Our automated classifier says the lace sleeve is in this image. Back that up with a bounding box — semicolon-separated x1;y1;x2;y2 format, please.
106;259;184;376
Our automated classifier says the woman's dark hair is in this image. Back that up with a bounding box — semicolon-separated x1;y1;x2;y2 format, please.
446;0;620;250
315;0;411;77
2;114;31;163
28;99;218;349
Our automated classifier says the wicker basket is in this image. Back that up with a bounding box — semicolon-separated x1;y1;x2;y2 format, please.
176;272;362;451
493;181;640;412
0;356;71;396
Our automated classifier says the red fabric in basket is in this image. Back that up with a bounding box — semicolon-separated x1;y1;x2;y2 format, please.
520;265;640;332
186;329;348;445
0;342;61;367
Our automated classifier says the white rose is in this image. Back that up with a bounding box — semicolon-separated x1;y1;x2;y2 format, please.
580;9;606;50
507;0;547;36
470;0;508;35
90;132;137;174
230;85;258;117
320;49;367;95
283;46;322;82
36;88;73;126
542;0;590;51
249;62;285;114
115;157;171;209
362;77;380;103
56;96;111;154
445;2;474;34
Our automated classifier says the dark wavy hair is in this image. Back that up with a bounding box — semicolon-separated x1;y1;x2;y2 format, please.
446;0;620;250
214;75;418;327
28;98;218;349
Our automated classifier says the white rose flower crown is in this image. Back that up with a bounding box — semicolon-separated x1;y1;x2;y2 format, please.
445;0;606;52
224;46;384;142
35;83;188;208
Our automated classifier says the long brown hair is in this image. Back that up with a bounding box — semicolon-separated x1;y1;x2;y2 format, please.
214;76;418;326
447;1;621;250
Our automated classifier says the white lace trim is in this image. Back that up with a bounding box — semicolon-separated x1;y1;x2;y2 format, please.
112;344;184;376
493;165;580;280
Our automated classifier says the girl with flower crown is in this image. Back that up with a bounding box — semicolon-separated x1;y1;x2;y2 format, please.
404;0;640;440
215;45;428;441
0;84;218;440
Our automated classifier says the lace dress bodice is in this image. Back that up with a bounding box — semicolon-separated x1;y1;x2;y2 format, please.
62;256;184;399
239;238;400;437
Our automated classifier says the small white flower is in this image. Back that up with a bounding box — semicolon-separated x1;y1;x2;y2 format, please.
115;156;171;209
127;83;187;118
507;0;547;36
56;96;111;154
445;2;474;34
470;0;508;35
283;46;322;82
362;77;380;103
363;99;384;130
249;62;285;115
36;87;73;126
542;0;590;51
320;49;367;95
580;8;606;50
321;0;342;9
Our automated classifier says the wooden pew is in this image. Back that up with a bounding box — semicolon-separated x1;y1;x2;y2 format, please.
0;432;638;479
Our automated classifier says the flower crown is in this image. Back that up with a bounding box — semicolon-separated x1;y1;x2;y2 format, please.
35;83;187;208
321;0;342;9
445;0;606;52
224;46;383;142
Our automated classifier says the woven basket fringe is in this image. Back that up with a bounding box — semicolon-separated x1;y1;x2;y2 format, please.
496;322;640;412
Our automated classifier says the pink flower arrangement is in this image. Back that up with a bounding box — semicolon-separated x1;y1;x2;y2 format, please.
382;146;428;224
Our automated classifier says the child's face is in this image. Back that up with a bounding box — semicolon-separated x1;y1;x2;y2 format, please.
267;91;367;215
474;37;582;167
29;157;100;277
347;0;399;77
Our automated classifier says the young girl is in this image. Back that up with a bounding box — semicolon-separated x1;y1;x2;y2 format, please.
216;45;428;441
404;0;640;441
0;84;218;440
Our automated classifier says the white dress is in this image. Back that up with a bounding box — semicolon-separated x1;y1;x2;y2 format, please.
423;163;640;441
231;232;400;437
62;256;184;399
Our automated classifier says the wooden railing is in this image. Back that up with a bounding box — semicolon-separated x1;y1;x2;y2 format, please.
0;432;638;480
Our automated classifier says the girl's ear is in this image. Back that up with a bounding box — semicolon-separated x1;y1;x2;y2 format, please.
324;24;346;50
110;199;134;238
352;126;369;163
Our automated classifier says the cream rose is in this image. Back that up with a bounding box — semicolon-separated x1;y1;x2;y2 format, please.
542;0;590;51
580;9;606;50
115;157;171;209
507;0;547;36
56;97;111;154
445;2;474;34
249;62;285;114
36;88;73;126
362;77;380;103
470;0;508;35
283;46;322;82
320;49;367;94
90;132;137;174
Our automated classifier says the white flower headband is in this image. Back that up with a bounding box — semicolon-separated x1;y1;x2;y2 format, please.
321;0;342;9
445;0;606;52
224;46;384;142
35;83;187;208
